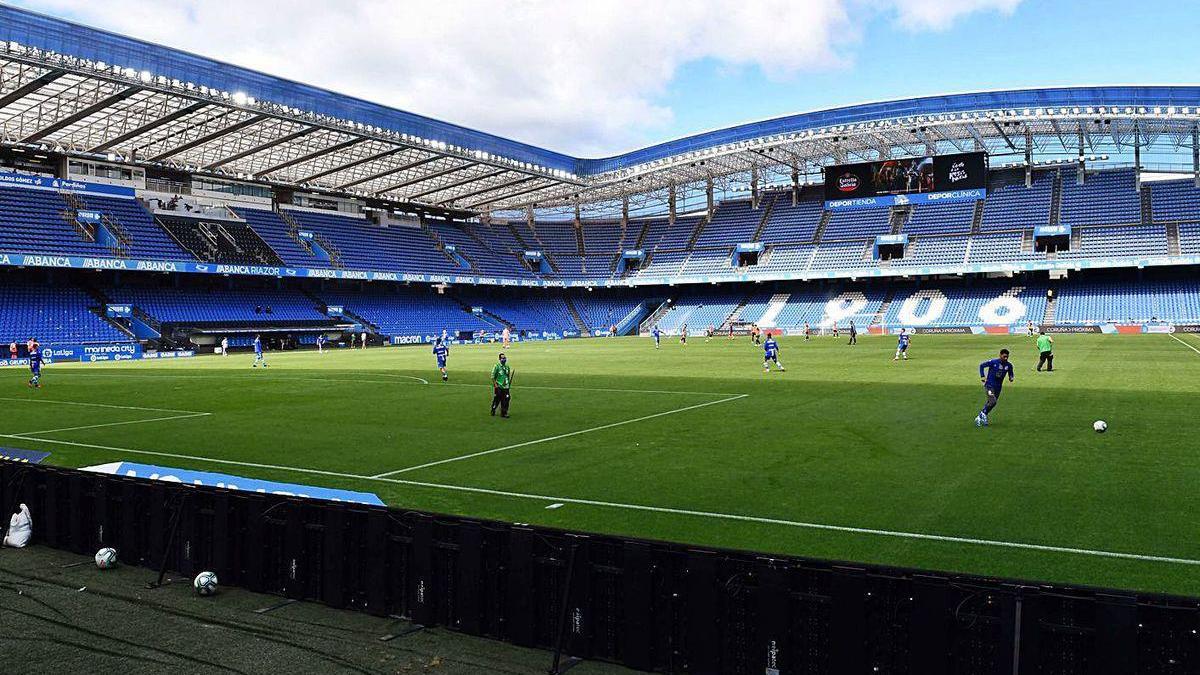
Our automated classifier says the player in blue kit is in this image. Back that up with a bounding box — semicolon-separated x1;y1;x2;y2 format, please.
976;349;1015;427
652;325;661;349
26;339;42;388
762;335;785;372
893;329;911;361
252;334;268;368
433;337;450;381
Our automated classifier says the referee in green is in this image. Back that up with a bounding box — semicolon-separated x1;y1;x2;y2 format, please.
491;353;513;417
1035;330;1054;372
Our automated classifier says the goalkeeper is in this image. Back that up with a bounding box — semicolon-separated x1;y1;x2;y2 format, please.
490;353;513;418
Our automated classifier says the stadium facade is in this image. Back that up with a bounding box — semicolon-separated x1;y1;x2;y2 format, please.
4;3;1200;356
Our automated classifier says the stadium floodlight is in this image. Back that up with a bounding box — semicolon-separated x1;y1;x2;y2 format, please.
232;91;248;105
139;70;152;83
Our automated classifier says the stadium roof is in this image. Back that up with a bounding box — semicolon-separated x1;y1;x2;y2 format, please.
5;4;1200;216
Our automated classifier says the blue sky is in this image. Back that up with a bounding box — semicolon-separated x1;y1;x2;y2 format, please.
16;0;1200;156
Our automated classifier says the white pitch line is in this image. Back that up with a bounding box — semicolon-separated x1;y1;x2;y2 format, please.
1169;333;1200;356
14;412;212;436
0;432;1196;568
0;396;207;415
44;371;738;396
370;393;750;478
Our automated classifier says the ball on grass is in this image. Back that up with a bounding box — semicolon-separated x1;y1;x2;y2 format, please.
194;571;219;596
94;547;118;569
1093;420;1107;433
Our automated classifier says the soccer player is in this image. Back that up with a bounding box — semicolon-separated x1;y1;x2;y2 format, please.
976;349;1015;427
848;321;858;345
433;337;450;381
252;334;268;368
804;322;811;342
490;353;513;418
705;325;713;343
893;329;910;361
361;331;368;350
26;340;42;388
680;323;688;346
1035;330;1054;372
502;326;512;348
751;324;761;345
1027;320;1035;338
832;324;839;339
8;341;17;361
762;334;785;373
220;336;229;356
652;325;662;349
316;334;326;354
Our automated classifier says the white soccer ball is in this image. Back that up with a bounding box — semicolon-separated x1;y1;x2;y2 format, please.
94;547;118;569
194;571;219;596
1093;420;1107;433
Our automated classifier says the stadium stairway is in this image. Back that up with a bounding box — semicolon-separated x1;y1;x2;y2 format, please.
970;200;985;234
1042;290;1058;325
1168;223;1182;256
756;293;791;328
749;194;777;242
1050;171;1063;225
1141;185;1154;225
639;300;673;332
872;288;897;328
812;210;832;244
562;296;590;334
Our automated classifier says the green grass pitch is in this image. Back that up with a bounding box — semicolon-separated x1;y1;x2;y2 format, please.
2;333;1198;597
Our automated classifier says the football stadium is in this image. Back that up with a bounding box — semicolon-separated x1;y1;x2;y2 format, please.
1;3;1199;672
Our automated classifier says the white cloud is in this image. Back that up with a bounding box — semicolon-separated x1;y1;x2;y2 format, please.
18;0;1019;155
885;0;1022;31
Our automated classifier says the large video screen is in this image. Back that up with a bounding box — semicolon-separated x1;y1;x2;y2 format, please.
823;151;987;207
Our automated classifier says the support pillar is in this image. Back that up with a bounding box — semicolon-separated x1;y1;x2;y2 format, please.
1024;128;1033;188
1134;124;1142;191
525;204;534;229
1193;126;1199;188
668;183;676;227
705;176;714;219
1077;128;1086;185
791;168;800;206
621;195;629;229
750;166;760;209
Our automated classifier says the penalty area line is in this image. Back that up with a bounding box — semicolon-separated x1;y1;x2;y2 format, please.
0;432;1196;568
370;393;750;478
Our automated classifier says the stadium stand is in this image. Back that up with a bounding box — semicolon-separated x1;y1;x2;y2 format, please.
318;286;497;335
0;284;131;345
758;194;822;243
106;286;327;324
1060;169;1141;226
1054;279;1200;325
979;171;1052;231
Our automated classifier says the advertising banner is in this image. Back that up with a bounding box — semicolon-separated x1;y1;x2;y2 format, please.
105;303;133;318
0;170;135;198
84;462;385;506
824;151;987;209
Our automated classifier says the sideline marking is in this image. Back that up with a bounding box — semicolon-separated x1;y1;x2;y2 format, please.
0;396;207;415
0;432;1197;568
14;412;211;436
370;393;749;478
1169;333;1200;356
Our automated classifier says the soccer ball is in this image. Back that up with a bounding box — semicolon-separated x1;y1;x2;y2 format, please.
1093;420;1107;433
94;547;118;569
194;571;219;596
